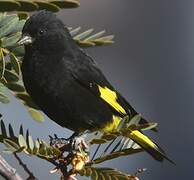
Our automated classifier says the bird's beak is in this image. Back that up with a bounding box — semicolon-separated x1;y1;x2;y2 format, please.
17;34;33;45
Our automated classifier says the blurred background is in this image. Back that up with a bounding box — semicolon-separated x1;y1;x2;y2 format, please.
1;0;194;179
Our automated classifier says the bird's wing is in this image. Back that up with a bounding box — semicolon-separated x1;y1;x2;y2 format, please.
70;52;152;127
71;53;133;118
70;54;172;163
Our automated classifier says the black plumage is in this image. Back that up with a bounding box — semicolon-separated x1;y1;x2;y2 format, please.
21;11;131;132
18;10;172;163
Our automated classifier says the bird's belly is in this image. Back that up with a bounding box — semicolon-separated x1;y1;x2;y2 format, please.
23;71;113;132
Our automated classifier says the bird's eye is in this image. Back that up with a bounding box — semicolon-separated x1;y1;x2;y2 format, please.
38;29;45;36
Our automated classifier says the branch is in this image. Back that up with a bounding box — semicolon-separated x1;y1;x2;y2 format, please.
0;154;23;180
13;153;37;180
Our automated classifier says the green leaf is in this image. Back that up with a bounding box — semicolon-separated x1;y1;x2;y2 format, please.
0;15;19;38
18;134;27;148
17;12;28;20
28;135;34;151
51;146;61;156
1;32;21;47
117;116;129;131
95;35;115;42
11;46;25;56
0;1;20;11
3;139;19;150
0;77;7;84
33;140;40;154
0;0;80;12
35;140;40;149
0;120;60;157
6;82;25;92
75;40;95;47
3;69;19;82
38;141;47;156
83;30;106;41
91;168;98;180
0;14;16;27
137;122;158;131
17;1;38;11
0;92;9;103
70;27;115;48
92;39;114;46
9;19;26;33
0;49;5;79
3;148;15;154
79;167;134;180
16;93;40;109
90;138;107;145
10;52;21;75
128;114;142;126
91;148;143;165
69;26;81;36
34;1;60;12
0;13;4;22
50;0;80;8
28;108;44;122
45;146;54;156
101;133;117;141
74;28;94;40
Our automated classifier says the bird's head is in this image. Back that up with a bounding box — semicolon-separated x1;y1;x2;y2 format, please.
18;10;73;53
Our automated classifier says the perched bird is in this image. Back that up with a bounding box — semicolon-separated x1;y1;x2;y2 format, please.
18;10;172;163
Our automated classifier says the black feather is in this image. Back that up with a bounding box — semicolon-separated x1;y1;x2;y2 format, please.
20;10;171;162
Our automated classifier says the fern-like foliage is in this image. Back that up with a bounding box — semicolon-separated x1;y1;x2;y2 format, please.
0;120;61;158
0;114;153;179
79;167;137;180
0;13;114;122
69;27;114;47
0;0;80;12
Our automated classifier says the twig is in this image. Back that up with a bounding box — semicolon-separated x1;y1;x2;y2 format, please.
0;154;23;180
13;153;37;180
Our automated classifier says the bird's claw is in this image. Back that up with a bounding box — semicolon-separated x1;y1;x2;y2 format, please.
49;134;69;148
71;136;90;154
49;134;90;154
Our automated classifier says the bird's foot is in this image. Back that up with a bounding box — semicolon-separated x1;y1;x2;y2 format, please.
48;133;90;176
49;134;70;148
71;136;90;154
49;133;89;154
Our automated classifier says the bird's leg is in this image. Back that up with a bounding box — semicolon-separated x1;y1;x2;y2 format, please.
71;131;104;155
71;131;90;154
49;132;78;148
66;132;79;141
49;134;68;148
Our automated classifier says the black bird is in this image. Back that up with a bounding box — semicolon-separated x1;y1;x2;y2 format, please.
18;10;171;162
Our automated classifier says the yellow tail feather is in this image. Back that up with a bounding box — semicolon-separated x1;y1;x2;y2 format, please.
101;116;174;163
127;130;174;163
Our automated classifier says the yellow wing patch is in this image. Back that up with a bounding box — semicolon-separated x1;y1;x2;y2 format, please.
102;115;121;133
98;85;127;115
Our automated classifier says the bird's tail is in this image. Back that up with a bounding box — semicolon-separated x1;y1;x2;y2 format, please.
125;129;174;163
